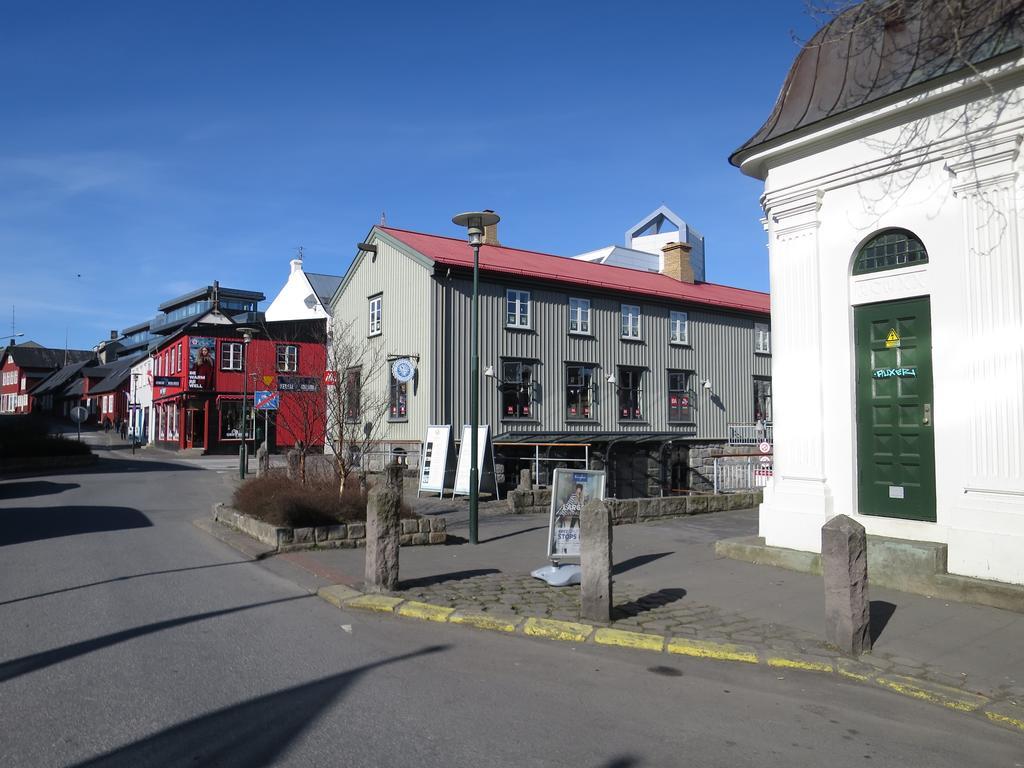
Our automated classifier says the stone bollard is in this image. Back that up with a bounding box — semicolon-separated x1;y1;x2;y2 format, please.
580;499;613;623
822;514;871;656
365;463;403;592
256;441;270;476
286;448;301;481
518;468;533;491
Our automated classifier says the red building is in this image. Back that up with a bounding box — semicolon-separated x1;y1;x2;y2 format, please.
1;343;94;414
151;320;326;454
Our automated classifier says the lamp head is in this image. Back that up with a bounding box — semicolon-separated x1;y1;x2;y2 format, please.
484;364;494;378
702;379;712;390
452;211;500;247
606;374;616;385
237;326;258;344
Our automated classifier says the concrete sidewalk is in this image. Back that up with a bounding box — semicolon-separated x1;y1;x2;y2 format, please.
273;497;1024;707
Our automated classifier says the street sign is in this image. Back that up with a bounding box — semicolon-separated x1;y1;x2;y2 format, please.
254;390;279;410
759;441;771;454
324;369;338;386
70;406;88;424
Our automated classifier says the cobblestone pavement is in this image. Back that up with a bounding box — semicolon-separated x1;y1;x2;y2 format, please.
398;572;1022;701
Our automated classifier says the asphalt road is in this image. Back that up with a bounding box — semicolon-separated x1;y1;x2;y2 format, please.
1;447;1021;767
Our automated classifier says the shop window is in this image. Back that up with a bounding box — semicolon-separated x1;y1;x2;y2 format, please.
754;377;773;423
389;372;408;421
667;371;694;423
277;344;299;372
368;295;382;336
617;366;644;420
565;364;595;420
344;368;361;422
501;359;534;419
670;311;689;345
506;289;531;329
568;298;591;335
221;342;242;371
853;228;928;275
220;400;253;440
621;305;641;339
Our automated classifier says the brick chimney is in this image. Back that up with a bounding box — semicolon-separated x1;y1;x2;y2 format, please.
482;209;500;246
661;242;695;284
110;330;118;340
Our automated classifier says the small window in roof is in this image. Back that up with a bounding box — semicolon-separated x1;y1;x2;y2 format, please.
853;229;928;275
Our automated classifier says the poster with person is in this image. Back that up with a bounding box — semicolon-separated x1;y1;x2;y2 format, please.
189;337;216;390
547;468;606;559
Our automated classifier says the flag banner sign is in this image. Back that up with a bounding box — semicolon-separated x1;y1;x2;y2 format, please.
547;468;606;560
189;337;215;390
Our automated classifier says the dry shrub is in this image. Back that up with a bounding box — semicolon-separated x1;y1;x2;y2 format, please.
232;470;416;528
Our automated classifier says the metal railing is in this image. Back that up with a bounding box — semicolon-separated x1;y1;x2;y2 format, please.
713;456;774;493
727;422;773;446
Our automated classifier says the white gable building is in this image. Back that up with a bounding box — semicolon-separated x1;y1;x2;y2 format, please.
731;0;1024;587
265;254;342;324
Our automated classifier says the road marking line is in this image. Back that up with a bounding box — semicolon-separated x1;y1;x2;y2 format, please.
767;656;833;673
594;628;665;652
874;675;988;712
523;617;594;643
397;601;455;622
667;638;758;664
346;594;404;613
449;612;519;633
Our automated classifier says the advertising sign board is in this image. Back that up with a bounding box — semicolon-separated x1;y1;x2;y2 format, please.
188;337;216;390
547;468;606;559
418;425;455;495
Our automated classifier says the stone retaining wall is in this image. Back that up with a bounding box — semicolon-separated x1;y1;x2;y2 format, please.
212;503;446;552
506;489;762;522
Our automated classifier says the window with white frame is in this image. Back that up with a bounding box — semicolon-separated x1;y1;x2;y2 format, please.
277;344;298;372
568;298;591;335
621;304;641;339
506;289;531;329
754;322;771;354
221;342;242;370
670;311;689;345
368;295;382;336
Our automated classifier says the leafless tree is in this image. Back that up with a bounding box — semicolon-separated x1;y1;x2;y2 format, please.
323;318;393;498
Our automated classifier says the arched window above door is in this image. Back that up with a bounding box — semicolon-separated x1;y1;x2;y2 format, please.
853;229;928;275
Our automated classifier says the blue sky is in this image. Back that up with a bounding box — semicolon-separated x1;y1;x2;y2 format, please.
1;1;820;350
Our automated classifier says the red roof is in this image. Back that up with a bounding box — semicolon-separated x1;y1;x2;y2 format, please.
380;227;770;315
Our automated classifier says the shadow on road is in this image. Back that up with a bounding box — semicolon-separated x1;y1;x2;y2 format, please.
80;456;200;475
0;557;267;607
67;644;449;768
0;505;153;547
612;588;687;620
870;600;898;644
479;524;548;544
0;480;80;500
399;568;500;590
0;595;312;684
612;552;673;576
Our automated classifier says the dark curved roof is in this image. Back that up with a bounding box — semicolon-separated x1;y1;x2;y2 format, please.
731;0;1024;168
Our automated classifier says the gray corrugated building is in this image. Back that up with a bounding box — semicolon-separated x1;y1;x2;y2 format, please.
330;221;771;498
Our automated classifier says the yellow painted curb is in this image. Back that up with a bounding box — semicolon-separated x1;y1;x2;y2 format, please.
523;617;594;643
667;638;758;664
317;585;362;609
767;656;833;673
346;594;404;613
985;707;1024;733
875;675;988;712
397;601;455;623
835;659;874;682
449;612;518;633
594;628;665;652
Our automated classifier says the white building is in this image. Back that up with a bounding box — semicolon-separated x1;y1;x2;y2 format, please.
731;1;1024;586
573;206;706;282
129;356;153;445
265;254;342;324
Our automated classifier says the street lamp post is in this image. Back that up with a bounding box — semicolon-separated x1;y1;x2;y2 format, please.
237;327;257;480
451;210;500;545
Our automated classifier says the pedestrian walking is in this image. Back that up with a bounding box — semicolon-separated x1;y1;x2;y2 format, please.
119;419;128;440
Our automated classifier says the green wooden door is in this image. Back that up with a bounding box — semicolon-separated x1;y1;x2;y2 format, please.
854;297;936;522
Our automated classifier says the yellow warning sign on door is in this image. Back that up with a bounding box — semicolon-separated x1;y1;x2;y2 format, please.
885;328;901;348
